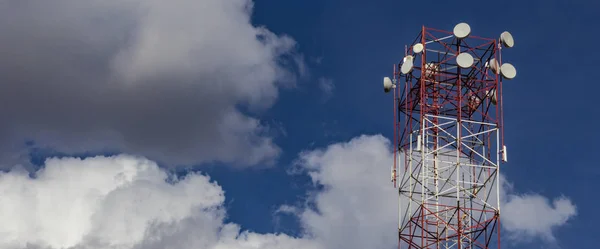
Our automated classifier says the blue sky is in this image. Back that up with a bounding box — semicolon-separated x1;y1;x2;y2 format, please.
0;0;596;248
250;0;594;246
250;0;595;247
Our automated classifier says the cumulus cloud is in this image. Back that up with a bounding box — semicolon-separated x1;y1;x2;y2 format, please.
501;188;577;242
294;135;398;249
291;135;577;247
0;0;304;168
0;135;576;249
0;155;322;249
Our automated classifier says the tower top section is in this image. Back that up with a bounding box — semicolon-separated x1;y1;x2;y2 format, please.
383;23;517;124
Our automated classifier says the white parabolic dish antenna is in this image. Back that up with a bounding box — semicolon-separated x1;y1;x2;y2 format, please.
486;89;498;105
383;77;395;93
456;53;474;68
500;63;516;79
500;31;514;48
488;58;500;74
453;23;471;39
401;55;414;74
413;43;424;53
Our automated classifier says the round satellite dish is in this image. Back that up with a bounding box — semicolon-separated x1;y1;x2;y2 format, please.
500;31;514;48
413;43;424;53
453;23;471;39
486;89;498;105
401;55;414;74
488;58;500;74
383;77;395;93
500;63;516;79
456;53;474;68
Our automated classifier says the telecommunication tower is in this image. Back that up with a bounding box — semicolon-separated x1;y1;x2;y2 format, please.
383;23;516;249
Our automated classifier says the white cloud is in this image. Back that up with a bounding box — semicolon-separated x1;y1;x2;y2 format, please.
295;135;398;249
317;77;335;100
501;193;577;243
0;0;305;168
292;135;577;247
0;155;321;249
0;135;576;249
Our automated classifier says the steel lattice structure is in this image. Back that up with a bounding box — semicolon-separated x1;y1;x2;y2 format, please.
386;24;516;249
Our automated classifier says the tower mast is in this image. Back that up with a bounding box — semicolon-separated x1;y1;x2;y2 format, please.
383;23;516;249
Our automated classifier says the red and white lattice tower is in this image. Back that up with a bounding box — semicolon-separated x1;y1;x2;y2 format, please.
384;23;517;249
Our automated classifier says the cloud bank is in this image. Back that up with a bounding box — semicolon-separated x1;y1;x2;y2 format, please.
501;185;577;243
0;135;576;249
0;0;304;168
